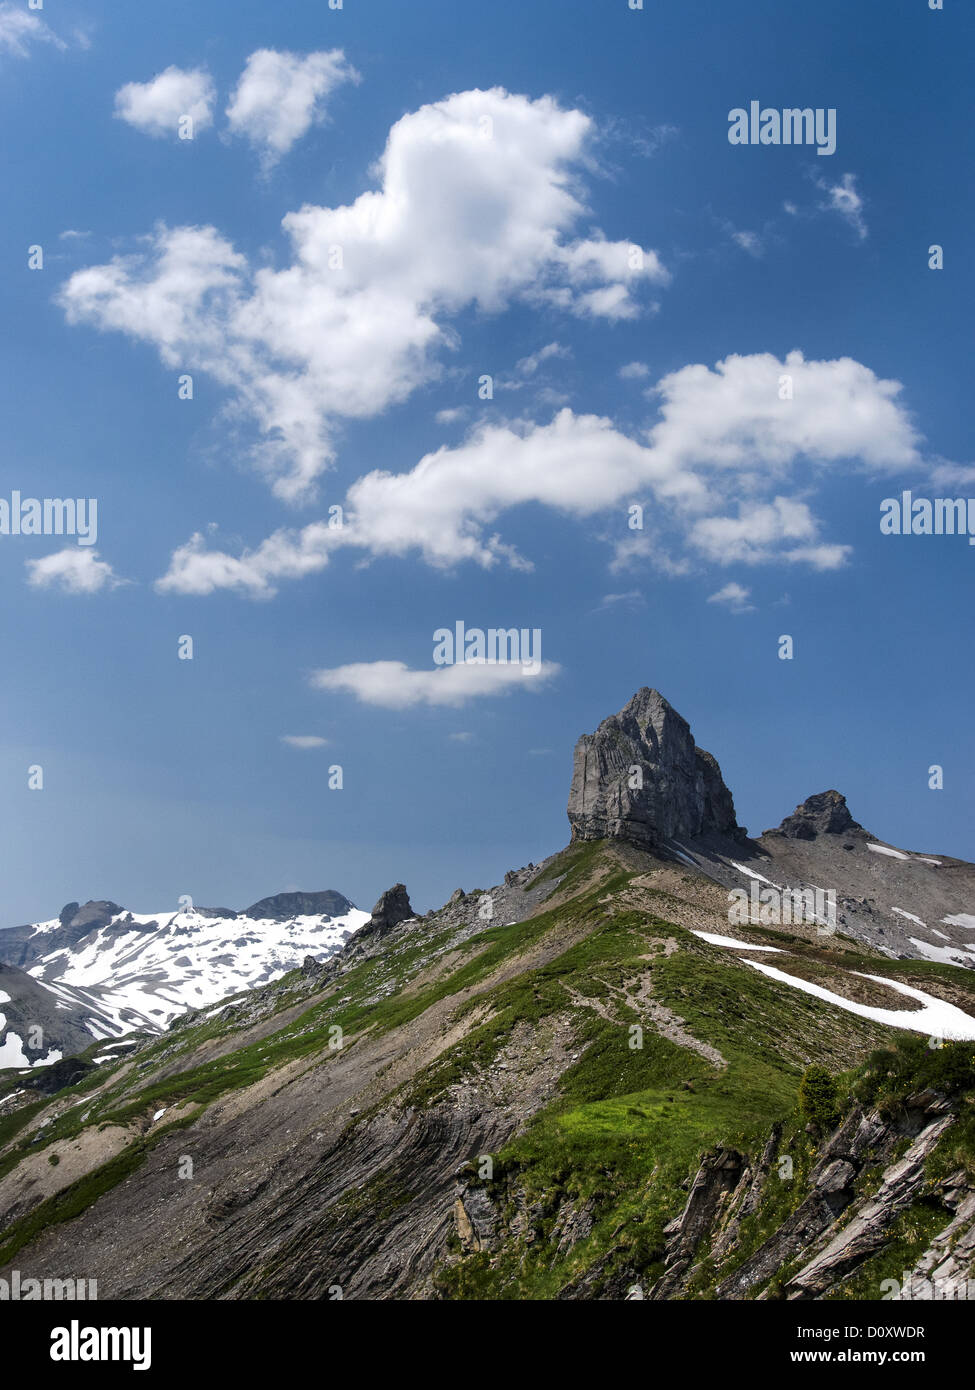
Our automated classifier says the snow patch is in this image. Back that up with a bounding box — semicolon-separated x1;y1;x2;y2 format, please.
908;937;975;967
691;931;784;953
729;862;777;886
742;961;975;1040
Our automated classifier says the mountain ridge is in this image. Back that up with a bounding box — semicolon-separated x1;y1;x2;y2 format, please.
1;687;974;1301
0;889;369;1049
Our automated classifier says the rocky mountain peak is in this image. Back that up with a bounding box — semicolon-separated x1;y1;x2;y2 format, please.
567;687;739;849
769;790;862;840
241;889;354;922
60;901;123;931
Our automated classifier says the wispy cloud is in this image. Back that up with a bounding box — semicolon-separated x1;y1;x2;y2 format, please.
814;171;868;240
692;498;851;570
730;228;764;258
618;360;650;380
515;341;571;378
310;659;560;709
593;589;645;612
280;734;329;749
707;581;755;613
930;461;975;488
0;3;65;58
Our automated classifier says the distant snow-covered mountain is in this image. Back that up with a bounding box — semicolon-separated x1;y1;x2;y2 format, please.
0;890;369;1058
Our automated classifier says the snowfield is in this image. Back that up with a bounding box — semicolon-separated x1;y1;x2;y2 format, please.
21;903;371;1037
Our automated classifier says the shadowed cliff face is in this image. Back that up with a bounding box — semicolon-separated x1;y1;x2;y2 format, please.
567;687;739;849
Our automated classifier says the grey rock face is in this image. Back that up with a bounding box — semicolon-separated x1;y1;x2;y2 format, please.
0;961;98;1063
770;790;862;840
567;687;739;848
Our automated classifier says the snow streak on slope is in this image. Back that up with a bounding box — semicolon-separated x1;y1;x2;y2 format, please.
742;960;975;1040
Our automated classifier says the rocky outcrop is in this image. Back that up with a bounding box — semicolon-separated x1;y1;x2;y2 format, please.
366;884;415;935
768;790;863;841
892;1174;975;1300
23;1055;96;1096
634;1088;965;1302
567;688;740;849
784;1111;954;1298
651;1147;745;1297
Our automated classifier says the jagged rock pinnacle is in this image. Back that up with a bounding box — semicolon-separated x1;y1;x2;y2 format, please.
368;883;414;933
566;687;739;849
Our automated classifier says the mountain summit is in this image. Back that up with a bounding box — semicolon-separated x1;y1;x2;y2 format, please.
567;687;740;848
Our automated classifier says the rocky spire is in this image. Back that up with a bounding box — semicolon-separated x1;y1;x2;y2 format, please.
566;687;739;849
367;884;415;934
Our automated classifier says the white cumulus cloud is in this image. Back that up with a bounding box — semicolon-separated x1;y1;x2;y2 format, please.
59;87;667;502
26;549;123;594
691;499;851;569
114;66;216;139
226;49;359;167
155;349;920;596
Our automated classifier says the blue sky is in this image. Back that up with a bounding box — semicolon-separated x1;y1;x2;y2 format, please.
1;0;973;926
